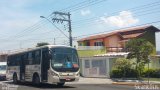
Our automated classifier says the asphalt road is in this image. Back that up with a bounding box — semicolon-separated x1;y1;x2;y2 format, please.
0;81;135;90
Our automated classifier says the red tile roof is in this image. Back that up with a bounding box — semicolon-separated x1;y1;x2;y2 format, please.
121;32;144;39
78;25;160;42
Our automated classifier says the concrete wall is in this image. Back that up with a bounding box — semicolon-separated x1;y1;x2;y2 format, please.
147;56;160;69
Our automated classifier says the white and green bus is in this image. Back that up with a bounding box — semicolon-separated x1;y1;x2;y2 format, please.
6;45;80;86
0;62;7;80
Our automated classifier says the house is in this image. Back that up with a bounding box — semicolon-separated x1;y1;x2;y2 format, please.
78;25;160;78
78;25;160;52
0;54;8;62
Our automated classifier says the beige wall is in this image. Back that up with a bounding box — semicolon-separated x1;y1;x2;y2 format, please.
107;35;121;47
86;35;122;48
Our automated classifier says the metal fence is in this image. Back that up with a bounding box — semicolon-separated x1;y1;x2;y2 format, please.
80;57;116;78
77;46;104;50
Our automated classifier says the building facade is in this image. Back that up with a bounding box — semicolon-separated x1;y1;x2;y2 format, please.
0;54;8;62
78;25;160;52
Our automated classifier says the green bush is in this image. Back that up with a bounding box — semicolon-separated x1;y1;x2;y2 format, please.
111;68;160;78
142;68;160;78
110;58;138;78
125;68;138;78
110;69;123;78
110;68;138;78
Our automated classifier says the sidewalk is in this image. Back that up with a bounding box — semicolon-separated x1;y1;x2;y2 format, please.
66;77;160;85
66;77;113;84
112;79;160;86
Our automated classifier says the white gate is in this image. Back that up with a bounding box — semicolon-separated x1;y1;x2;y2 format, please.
81;57;111;78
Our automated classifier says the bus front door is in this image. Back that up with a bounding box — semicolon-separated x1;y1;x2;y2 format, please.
41;49;49;82
20;54;26;81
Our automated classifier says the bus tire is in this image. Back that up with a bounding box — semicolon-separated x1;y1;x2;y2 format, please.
13;73;18;84
32;74;40;86
57;82;65;86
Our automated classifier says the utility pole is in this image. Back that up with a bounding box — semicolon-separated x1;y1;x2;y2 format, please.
148;56;151;85
54;38;56;45
52;11;72;47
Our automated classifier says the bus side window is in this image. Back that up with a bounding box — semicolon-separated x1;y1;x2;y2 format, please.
12;56;16;66
34;50;41;64
9;55;20;66
7;56;11;66
28;52;33;65
10;56;14;66
22;53;28;64
15;55;20;66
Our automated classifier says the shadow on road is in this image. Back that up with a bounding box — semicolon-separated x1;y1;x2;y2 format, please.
0;79;6;81
4;82;76;89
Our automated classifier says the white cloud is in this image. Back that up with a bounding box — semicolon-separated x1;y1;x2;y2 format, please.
100;11;139;27
0;1;40;32
80;9;91;16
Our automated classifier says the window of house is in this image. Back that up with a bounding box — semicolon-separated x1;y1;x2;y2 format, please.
94;41;104;46
79;43;82;46
86;42;90;46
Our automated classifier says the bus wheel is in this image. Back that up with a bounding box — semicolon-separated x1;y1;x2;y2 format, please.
33;74;40;86
57;82;65;86
13;74;18;84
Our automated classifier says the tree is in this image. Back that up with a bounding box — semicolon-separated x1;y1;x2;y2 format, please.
36;42;50;47
126;38;154;78
114;58;132;78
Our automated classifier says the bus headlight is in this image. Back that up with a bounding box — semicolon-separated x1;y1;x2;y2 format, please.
51;72;59;76
75;73;79;76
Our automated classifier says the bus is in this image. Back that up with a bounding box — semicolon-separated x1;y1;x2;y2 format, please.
0;62;7;80
6;45;80;86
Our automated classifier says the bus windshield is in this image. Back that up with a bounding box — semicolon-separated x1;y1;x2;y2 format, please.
51;48;79;72
0;65;6;70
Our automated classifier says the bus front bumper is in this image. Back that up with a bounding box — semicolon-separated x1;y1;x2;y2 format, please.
49;75;79;83
0;74;6;80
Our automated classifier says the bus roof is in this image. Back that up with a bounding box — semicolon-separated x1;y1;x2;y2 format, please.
8;45;74;56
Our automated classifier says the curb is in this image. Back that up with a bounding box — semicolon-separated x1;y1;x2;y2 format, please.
112;81;160;86
112;82;136;86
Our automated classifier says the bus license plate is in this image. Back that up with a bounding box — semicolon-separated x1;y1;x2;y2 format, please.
66;78;71;81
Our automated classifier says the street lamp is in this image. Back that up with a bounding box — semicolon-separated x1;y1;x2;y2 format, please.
40;16;45;18
40;16;69;45
148;56;151;85
40;16;53;24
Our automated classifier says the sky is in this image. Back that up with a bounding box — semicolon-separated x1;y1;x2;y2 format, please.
0;0;160;52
